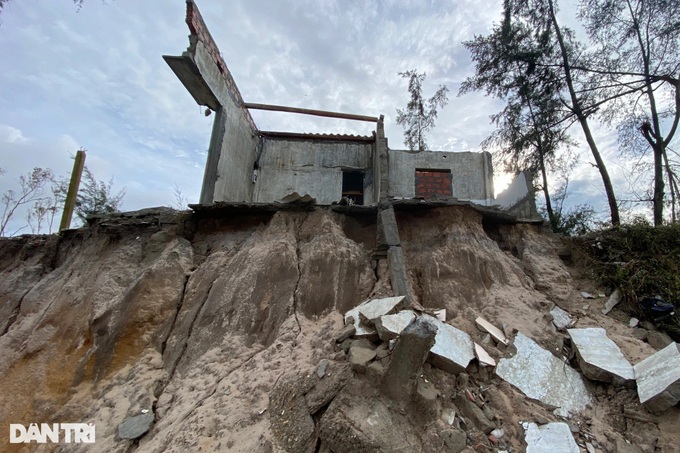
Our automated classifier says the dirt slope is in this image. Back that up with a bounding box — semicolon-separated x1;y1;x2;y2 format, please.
0;205;677;452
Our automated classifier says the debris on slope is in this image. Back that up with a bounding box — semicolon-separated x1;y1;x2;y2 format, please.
1;204;680;452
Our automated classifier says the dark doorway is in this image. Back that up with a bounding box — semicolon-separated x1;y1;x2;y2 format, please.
342;171;364;205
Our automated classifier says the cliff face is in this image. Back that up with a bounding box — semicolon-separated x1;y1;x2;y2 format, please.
0;205;677;452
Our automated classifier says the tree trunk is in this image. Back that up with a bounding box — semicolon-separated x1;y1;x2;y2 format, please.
547;0;620;225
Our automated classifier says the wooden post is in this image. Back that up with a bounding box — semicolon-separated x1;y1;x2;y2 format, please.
59;150;86;232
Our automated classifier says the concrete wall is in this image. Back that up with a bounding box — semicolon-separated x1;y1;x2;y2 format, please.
495;170;539;219
254;137;375;205
388;150;494;203
191;42;258;203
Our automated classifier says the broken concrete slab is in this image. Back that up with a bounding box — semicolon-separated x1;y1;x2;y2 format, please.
602;288;622;315
634;342;680;414
496;333;591;417
523;422;579;453
568;328;634;384
382;317;437;402
550;305;573;330
344;296;405;337
474;343;496;367
118;412;154;440
425;315;475;375
375;310;416;341
475;316;509;345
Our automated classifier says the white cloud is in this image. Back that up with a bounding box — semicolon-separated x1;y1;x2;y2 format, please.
0;124;27;144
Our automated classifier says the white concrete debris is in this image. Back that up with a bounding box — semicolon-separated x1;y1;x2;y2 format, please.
550;306;573;330
629;317;639;328
496;333;591;417
424;315;475;374
474;343;496;367
523;422;579;453
581;291;595;299
634;342;680;414
602;288;622;315
375;310;416;341
433;308;446;321
475;316;509;346
568;328;634;384
344;296;405;337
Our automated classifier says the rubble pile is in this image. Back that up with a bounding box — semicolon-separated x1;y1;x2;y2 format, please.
303;292;680;453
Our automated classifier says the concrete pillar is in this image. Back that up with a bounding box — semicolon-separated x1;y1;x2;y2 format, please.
199;106;225;205
382;316;437;401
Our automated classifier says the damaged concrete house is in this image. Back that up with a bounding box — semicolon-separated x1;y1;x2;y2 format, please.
163;0;535;217
4;1;680;453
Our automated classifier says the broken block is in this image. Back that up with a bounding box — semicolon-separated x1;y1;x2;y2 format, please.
424;315;475;374
524;422;579;453
602;288;622;315
344;296;405;337
382;317;437;401
634;342;680;414
474;343;496;367
348;344;376;374
496;333;591;417
550;306;573;330
568;328;634;384
475;316;509;345
375;310;416;341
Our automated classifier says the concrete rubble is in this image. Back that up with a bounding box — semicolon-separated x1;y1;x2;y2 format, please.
496;333;591;417
550;305;573;330
523;422;579;453
475;316;509;345
474;343;496;367
602;288;622;315
344;296;405;337
633;342;680;413
375;310;416;341
568;328;635;384
425;314;475;374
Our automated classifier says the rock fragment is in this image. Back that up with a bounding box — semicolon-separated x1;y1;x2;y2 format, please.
602;288;622;314
348;344;376;374
550;306;573;329
455;395;495;434
496;333;591;417
475;316;509;345
524;422;579;453
568;327;634;384
634;342;680;413
118;412;154;440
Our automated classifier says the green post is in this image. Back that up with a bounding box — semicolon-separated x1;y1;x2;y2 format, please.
59;150;86;232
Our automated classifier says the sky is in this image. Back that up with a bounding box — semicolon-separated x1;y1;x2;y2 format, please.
0;0;663;234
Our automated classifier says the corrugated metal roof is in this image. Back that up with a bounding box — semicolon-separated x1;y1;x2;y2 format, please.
259;131;375;142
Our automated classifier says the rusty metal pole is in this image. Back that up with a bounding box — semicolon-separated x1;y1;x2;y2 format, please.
59;150;86;232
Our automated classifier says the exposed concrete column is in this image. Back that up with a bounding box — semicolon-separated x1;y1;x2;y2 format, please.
375;116;389;203
199;106;225;204
381;317;437;401
377;203;416;305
